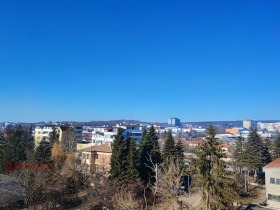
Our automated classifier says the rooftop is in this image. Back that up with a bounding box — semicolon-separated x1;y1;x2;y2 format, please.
82;144;112;153
264;157;280;168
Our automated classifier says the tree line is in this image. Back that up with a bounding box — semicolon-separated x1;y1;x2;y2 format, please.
109;125;185;185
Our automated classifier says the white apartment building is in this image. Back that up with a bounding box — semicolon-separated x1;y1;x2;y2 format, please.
257;122;280;131
114;124;146;144
92;127;116;145
243;119;251;129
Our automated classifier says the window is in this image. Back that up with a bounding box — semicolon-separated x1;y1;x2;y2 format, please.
86;154;89;159
268;194;280;202
276;178;280;185
94;153;99;159
270;178;276;184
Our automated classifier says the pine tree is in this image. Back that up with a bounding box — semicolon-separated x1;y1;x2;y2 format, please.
139;125;162;184
262;138;272;165
109;128;127;183
34;140;52;162
193;126;238;210
243;129;271;172
162;131;176;166
273;134;280;159
49;128;59;145
0;125;34;173
234;136;245;171
126;136;140;181
175;139;185;169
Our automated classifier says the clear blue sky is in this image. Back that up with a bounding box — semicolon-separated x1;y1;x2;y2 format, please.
0;0;279;123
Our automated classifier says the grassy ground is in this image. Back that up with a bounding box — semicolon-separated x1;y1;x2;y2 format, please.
239;185;266;206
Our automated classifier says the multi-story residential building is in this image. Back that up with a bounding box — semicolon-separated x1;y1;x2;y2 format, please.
75;126;83;142
243;119;251;130
168;117;181;127
80;144;112;174
257;122;280;131
114;124;145;144
263;158;280;208
92;127;116;145
34;125;57;147
34;124;81;148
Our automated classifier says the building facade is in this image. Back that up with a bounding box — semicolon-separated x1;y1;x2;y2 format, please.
243;119;251;129
80;144;112;174
263;158;280;208
34;124;81;148
168;117;181;127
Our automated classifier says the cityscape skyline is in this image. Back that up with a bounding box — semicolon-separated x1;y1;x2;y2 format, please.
1;1;280;122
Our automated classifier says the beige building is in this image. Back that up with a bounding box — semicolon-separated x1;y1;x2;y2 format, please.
34;125;82;148
80;144;112;174
263;158;280;208
243;119;251;129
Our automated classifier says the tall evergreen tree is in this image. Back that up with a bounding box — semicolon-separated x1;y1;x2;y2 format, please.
126;136;140;181
49;128;59;145
234;136;246;171
162;131;176;166
139;125;162;184
273;134;280;159
175;139;185;169
262;138;272;165
110;128;127;183
242;129;269;171
0;125;34;173
34;140;52;162
193;126;238;210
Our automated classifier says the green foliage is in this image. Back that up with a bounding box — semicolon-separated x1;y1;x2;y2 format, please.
126;136;140;180
34;140;52;163
139;125;162;184
273;134;280;159
49;129;59;145
162;131;176;166
110;128;127;184
175;139;185;169
242;129;271;170
0;125;34;173
234;136;246;169
193;126;238;210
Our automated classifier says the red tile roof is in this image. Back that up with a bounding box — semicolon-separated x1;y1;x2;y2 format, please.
82;144;112;153
265;158;280;168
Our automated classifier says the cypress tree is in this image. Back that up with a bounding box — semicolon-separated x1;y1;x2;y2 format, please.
110;128;126;183
273;134;280;159
193;126;238;210
162;131;176;166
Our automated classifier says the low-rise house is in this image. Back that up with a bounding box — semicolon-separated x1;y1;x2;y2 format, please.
263;158;280;209
80;144;112;174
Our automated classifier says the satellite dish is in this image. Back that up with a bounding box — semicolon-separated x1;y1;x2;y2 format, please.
184;162;190;168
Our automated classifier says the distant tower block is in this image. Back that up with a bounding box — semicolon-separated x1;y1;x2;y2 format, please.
243;119;251;129
168;117;181;127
